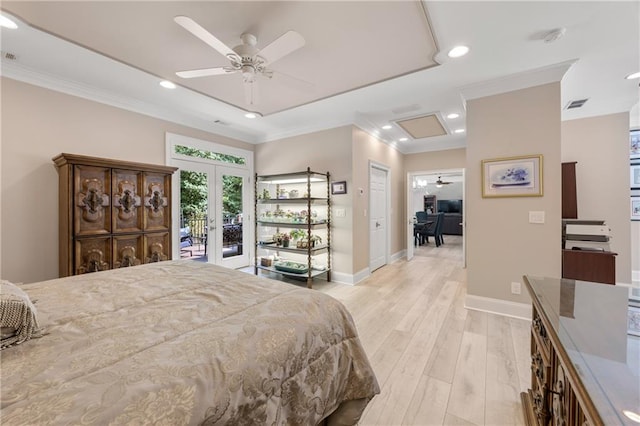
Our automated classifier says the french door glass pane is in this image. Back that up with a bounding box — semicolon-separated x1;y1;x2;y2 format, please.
179;170;208;261
222;174;243;258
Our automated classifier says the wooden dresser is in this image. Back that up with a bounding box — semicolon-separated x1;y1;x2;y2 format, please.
53;153;177;277
522;275;639;426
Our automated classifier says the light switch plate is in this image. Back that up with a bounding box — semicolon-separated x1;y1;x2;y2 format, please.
335;208;346;218
529;211;545;224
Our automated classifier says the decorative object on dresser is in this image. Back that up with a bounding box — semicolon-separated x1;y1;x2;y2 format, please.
521;275;639;426
254;168;331;288
53;153;177;277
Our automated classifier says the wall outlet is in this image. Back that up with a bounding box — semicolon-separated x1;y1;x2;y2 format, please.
511;281;521;295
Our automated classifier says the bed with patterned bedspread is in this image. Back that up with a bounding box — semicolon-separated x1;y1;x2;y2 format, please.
0;260;379;425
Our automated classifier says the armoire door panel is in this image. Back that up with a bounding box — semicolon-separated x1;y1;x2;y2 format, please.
143;173;171;232
75;236;112;274
112;169;143;233
74;165;111;236
113;235;143;268
144;232;170;263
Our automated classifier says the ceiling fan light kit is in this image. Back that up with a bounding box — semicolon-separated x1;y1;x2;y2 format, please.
174;15;306;106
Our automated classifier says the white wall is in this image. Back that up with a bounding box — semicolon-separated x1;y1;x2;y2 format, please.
1;77;252;283
561;113;632;284
466;82;562;305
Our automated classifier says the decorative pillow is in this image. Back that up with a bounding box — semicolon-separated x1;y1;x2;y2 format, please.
0;279;44;349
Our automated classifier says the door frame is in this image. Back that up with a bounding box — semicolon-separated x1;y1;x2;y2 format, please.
166;132;254;265
406;167;466;267
369;161;391;272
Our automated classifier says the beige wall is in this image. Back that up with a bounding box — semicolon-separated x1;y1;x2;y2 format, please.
1;77;252;283
352;127;405;273
404;148;466;172
561;113;632;284
466;83;562;303
254;126;354;274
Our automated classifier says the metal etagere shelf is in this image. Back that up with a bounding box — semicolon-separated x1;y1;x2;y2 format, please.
254;167;331;288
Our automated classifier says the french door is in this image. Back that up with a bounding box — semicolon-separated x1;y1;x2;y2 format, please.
213;166;250;269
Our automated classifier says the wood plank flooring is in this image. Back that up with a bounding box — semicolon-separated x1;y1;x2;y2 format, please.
311;236;531;426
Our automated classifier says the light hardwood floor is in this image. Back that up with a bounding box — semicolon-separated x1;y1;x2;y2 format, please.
311;236;532;426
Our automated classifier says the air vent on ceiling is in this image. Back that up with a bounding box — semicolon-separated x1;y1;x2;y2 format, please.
1;51;18;61
396;113;447;139
565;99;588;109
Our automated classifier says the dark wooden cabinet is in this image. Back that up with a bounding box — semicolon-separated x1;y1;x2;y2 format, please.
54;153;177;277
522;276;636;426
562;249;617;285
562;162;578;219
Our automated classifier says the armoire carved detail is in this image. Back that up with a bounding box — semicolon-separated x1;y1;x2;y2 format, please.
54;153;177;277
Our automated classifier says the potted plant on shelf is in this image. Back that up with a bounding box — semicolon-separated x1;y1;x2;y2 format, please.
281;233;291;247
309;234;322;248
273;232;284;246
290;228;306;244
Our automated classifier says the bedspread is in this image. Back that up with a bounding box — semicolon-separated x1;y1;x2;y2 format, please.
0;260;379;425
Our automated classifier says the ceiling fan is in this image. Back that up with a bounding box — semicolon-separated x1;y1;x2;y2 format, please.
174;16;306;106
435;176;452;187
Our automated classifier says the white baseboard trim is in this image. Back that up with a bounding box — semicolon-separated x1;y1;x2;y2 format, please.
391;250;405;263
465;294;532;321
331;267;370;286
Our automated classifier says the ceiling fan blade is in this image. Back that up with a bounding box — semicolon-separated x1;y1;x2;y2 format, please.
244;79;260;106
176;67;235;79
174;16;239;60
257;30;305;65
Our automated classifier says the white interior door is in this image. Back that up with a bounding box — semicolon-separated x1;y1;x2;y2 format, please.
213;166;250;269
369;165;388;272
406;172;415;261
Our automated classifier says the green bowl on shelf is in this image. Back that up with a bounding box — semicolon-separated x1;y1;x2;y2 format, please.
274;261;309;274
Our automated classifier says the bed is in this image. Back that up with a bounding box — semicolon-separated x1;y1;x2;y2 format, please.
0;260;379;425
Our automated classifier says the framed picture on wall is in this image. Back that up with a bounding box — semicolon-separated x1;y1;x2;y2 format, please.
631;128;640;160
331;181;347;195
631;163;640;189
632;197;640;221
481;154;543;198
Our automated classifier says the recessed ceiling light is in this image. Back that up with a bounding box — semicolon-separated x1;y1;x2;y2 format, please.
447;113;460;119
245;112;258;119
382;125;392;130
159;80;176;89
448;45;469;58
626;71;640;80
454;129;465;134
0;15;18;29
399;137;409;142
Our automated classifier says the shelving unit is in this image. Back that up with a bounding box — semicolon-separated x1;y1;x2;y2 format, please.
254;168;331;288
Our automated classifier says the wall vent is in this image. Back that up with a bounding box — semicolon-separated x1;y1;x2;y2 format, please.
1;51;18;61
565;99;588;109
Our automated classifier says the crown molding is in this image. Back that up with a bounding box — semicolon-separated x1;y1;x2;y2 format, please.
459;59;577;103
0;61;261;144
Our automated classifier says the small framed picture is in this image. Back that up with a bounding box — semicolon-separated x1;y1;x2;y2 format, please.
331;181;347;195
631;164;640;189
631;128;640;160
481;154;543;198
632;197;640;221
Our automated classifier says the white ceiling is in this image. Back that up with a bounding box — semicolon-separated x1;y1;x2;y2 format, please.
1;1;638;154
